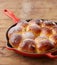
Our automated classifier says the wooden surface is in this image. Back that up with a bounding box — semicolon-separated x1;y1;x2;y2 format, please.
0;0;57;65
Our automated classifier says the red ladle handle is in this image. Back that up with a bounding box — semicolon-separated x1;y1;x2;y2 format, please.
4;9;20;23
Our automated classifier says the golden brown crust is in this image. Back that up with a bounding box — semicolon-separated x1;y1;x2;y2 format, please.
16;20;28;28
29;19;43;26
9;33;22;48
8;20;28;38
26;24;41;37
42;20;56;28
22;32;35;39
8;19;57;54
52;26;57;34
49;34;57;46
8;25;23;38
35;36;54;53
19;39;36;53
40;27;52;37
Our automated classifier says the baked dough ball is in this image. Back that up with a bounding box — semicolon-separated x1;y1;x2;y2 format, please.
9;33;22;48
35;36;54;53
8;20;28;38
42;20;56;28
49;34;57;46
40;27;52;37
19;39;36;53
22;32;35;39
8;25;24;38
26;24;41;37
52;26;57;34
29;19;43;26
16;20;28;28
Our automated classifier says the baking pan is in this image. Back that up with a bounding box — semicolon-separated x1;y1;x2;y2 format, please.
4;9;57;59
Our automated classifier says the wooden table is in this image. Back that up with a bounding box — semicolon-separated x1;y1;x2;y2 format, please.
0;0;57;65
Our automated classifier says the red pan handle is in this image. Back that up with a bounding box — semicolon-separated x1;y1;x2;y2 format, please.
46;51;57;59
3;9;20;23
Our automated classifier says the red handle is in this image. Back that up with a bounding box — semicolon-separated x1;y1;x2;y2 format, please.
3;9;20;23
46;51;57;59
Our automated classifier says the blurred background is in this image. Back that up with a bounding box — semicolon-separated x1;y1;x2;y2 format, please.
1;0;57;20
